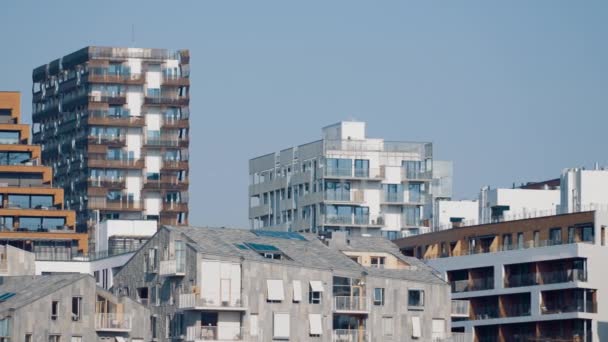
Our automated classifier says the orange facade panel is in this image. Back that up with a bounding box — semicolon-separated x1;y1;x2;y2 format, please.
0;91;21;123
0;231;88;253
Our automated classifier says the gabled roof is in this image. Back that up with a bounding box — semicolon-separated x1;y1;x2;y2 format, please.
164;226;445;285
0;274;89;315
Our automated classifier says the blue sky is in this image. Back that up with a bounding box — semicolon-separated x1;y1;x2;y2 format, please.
1;1;606;227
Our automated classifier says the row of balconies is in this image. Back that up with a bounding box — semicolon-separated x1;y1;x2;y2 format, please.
180;327;370;342
86;199;188;212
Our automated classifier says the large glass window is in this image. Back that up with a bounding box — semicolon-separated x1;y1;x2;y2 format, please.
549;228;562;245
19;217;42;231
408;183;422;202
325;181;350;201
383;184;403;202
0;152;31;165
30;195;54;208
354;159;369;178
42;218;66;230
326;158;352;177
7;195;29;208
0;131;20;144
403;206;421;226
354;207;369;224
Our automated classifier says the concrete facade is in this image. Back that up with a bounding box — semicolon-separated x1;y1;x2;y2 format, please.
0;274;150;341
113;225;453;341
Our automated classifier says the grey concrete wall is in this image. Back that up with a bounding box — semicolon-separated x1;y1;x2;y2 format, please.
114;227;452;342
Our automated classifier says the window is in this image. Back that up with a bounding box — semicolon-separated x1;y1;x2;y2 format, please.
373;288;385;306
549;228;562;245
292;280;302;303
71;297;82;321
250;314;259;336
70;337;82;342
308;313;322;336
266;279;285;302
432;319;446;339
382;317;393;337
273;312;290;339
534;230;540;247
411;316;421;338
25;334;32;342
308;281;323;304
49;335;61;342
408;289;424;308
371;256;386;268
51;300;59;320
502;234;512;250
517;233;524;249
137;287;149;305
148;248;158;272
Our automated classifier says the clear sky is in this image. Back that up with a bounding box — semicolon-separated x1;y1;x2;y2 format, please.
1;1;606;228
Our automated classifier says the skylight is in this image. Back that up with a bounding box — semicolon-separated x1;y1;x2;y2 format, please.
0;293;16;301
252;231;307;241
244;242;290;260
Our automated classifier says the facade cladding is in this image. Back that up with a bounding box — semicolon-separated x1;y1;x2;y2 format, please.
31;46;190;239
0;91;87;259
395;210;608;342
113;226;453;341
249;121;453;240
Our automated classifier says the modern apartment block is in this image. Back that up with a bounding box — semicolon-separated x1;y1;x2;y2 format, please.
31;46;190;243
0;273;151;341
395;210;608;341
249;121;453;239
0;91;88;258
113;226;454;341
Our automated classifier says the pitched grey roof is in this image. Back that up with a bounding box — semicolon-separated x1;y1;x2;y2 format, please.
0;274;89;314
165;226;445;285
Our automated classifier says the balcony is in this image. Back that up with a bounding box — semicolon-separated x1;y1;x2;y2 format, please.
144;96;189;106
95;313;132;332
323;215;383;227
159;259;185;277
539;269;587;285
162;75;190;86
143;178;188;191
143;137;189;148
324;190;365;203
87;199;144;211
332;329;368;342
451;300;470;317
162;118;189;129
86;73;144;85
87;178;126;189
89;94;127;105
178;293;246;311
87;158;144;169
87;112;145;127
87;134;127;146
333;296;368;314
162;160;189;170
401;169;433;182
162;202;188;213
185;325;243;341
450;277;494;293
324;167;383;181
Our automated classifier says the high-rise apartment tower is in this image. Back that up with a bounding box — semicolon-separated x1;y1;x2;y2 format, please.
31;47;190;243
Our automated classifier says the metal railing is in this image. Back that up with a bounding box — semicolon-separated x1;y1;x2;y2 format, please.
324;167;383;179
402;169;433;181
332;329;368;342
159;259;186;275
541;300;597;314
324;139;430;156
94;313;132;331
451;278;494;293
333;296;368;312
186;325;243;341
451;300;470;316
178;293;243;309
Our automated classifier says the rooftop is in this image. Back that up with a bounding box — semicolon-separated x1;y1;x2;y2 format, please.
165;225;445;284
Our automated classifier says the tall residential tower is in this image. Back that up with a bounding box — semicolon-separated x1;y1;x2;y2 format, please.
249;121;453;239
31;47;190;243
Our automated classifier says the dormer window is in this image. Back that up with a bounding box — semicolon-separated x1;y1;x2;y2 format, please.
371;256;386;268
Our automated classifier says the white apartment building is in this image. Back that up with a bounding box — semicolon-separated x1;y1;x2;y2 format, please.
249;121;453;239
561;167;608;214
435;199;479;230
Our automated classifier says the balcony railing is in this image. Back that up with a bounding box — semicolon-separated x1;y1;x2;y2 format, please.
451;300;470;317
332;329;368;342
333;296;368;312
87;158;144;168
162;202;188;212
401;169;433;181
87;199;144;211
143;178;188;191
185;325;243;341
541;300;597;315
144;96;189;106
87;73;144;84
178;293;244;310
451;278;494;293
472;306;499;320
87;134;126;145
324;167;382;179
144;137;189;148
162;160;189;170
159;259;186;276
95;313;132;331
87;178;126;188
